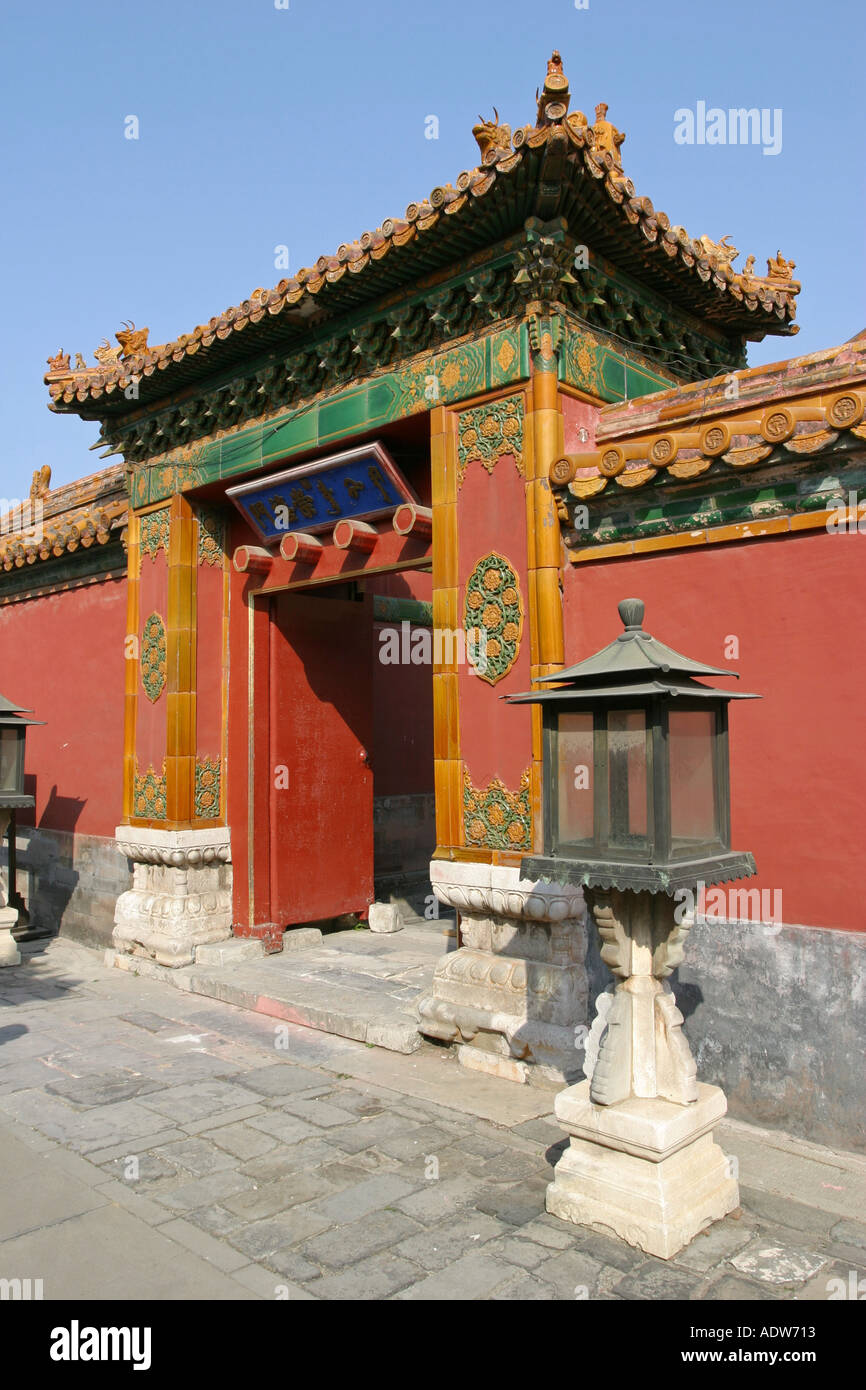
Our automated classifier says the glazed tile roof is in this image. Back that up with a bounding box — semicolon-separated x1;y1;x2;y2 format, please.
46;53;801;420
548;339;866;503
0;463;127;572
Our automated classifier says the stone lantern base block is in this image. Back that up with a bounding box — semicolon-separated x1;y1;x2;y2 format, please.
546;1081;739;1261
0;907;21;967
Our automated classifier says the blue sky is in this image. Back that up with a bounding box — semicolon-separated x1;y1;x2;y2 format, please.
2;0;862;501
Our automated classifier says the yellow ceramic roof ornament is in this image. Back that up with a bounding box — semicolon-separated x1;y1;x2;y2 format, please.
592;102;625;168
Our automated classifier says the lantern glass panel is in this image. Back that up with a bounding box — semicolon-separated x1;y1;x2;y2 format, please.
607;709;649;849
669;708;717;846
556;711;594;845
0;728;22;795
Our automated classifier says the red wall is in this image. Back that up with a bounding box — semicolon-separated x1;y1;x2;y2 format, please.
369;570;432;601
563;531;864;932
196;548;225;772
136;548;168;775
457;452;533;789
0;578;127;838
562;394;598;453
369;568;434;796
372;623;434;796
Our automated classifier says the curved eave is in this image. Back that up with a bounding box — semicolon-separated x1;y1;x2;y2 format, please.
507;682;757;702
0;464;128;573
45;123;800;421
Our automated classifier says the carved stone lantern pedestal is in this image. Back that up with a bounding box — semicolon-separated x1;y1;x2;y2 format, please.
0;908;20;967
545;888;738;1260
505;597;757;1256
0;693;42;967
0;810;21;968
547;1084;734;1261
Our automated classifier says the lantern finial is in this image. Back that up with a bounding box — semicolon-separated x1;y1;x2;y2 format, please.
617;597;645;632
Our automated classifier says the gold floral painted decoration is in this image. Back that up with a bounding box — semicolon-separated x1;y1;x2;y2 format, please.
457;396;525;488
133;763;167;820
140;613;167;703
138;507;170;562
197;507;225;566
195;757;221;818
463;766;531;851
464;551;523;685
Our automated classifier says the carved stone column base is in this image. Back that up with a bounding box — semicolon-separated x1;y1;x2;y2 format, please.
0;907;21;967
417;860;588;1087
113;827;232;969
546;1080;739;1260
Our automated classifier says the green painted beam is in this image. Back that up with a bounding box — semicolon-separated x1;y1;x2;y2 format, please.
131;323;531;508
372;596;434;626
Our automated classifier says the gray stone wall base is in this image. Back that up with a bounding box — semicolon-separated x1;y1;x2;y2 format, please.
373;794;437;919
373;792;435;879
667;917;866;1154
1;826;130;951
373;869;433;920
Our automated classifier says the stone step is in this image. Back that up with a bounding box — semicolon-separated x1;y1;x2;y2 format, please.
194;938;266;966
194;928;323;966
106;924;442;1056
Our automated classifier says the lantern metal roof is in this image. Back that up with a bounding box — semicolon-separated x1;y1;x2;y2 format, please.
0;691;41;723
0;690;42;813
507;598;759;705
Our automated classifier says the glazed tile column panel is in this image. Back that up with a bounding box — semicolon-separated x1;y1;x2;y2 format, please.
455;391;534;860
132;505;170;822
165;493;197;824
122;512;140;823
193;507;228;824
525;353;566;853
430;404;462;853
112;493;231;967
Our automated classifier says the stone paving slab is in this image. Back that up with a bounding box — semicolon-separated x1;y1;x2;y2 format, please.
0;1201;259;1300
0;1129;109;1240
717;1117;866;1220
1;937;865;1302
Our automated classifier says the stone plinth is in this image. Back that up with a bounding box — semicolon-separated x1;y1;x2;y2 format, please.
546;887;739;1258
113;826;232;968
0;809;21;966
547;1080;738;1259
417;860;588;1088
0;906;21;967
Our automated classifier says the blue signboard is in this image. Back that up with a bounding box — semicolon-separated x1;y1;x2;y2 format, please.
226;442;416;545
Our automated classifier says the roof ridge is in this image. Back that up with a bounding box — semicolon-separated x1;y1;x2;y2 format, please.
45;52;801;412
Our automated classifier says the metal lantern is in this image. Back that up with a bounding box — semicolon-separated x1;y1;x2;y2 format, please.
0;692;41;808
508;598;759;892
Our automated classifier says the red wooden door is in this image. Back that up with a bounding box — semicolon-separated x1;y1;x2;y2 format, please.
269;589;374;926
